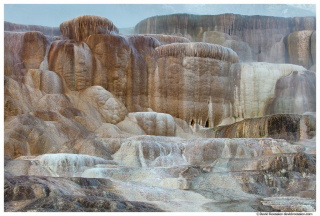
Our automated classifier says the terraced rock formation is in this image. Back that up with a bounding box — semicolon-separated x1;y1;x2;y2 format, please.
135;14;316;69
4;14;316;212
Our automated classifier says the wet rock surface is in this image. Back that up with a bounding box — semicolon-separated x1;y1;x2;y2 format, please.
4;14;316;212
134;14;315;66
214;114;316;142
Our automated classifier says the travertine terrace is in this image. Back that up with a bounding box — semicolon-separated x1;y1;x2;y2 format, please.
4;13;316;212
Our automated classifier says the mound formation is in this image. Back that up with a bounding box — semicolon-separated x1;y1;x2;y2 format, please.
4;14;316;212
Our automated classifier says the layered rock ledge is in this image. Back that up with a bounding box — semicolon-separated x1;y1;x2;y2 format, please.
60;15;119;42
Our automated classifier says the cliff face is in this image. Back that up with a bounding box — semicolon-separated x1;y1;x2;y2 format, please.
134;14;316;65
4;14;317;212
135;13;315;41
149;42;238;127
4;21;61;36
4;31;52;81
284;30;314;69
4;15;315;127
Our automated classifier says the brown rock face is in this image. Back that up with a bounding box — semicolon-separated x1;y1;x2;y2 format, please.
150;42;239;127
265;71;316;115
4;31;50;81
203;31;253;62
79;86;127;124
60;15;119;42
135;14;315;64
4;113;94;160
284;30;314;69
48;40;92;91
3;14;317;212
55;34;161;112
4;75;42;118
214;114;316;142
24;69;66;94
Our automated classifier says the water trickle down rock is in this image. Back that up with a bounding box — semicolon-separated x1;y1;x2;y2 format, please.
150;42;239;127
60;15;119;42
228;62;307;125
214;114;316;143
3;14;318;212
4;31;50;82
134;14;315;64
284;30;314;69
264;71;316;115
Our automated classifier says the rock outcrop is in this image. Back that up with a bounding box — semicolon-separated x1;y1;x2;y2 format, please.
4;14;317;212
135;14;316;65
48;40;93;91
265;71;316;115
203;31;253;62
214;114;316;142
4;31;51;81
125;112;176;136
284;30;314;69
4;174;162;212
150;42;239;127
78;86;127;124
60;15;119;42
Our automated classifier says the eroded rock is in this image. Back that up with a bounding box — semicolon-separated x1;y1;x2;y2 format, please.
60;15;119;42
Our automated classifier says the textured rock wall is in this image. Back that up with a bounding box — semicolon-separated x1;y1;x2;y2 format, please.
48;33;162;112
203;31;253;62
4;14;317;212
4;31;51;81
214;114;316;142
112;135;301;168
4;69;129;160
284;30;314;69
60;15;119;42
228;63;307;125
78;86;127;124
128;112;176;136
311;31;316;65
4;15;315;129
85;34;161;111
265;71;316;115
4;21;61;36
48;40;93;91
135;14;316;63
149;42;239;127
